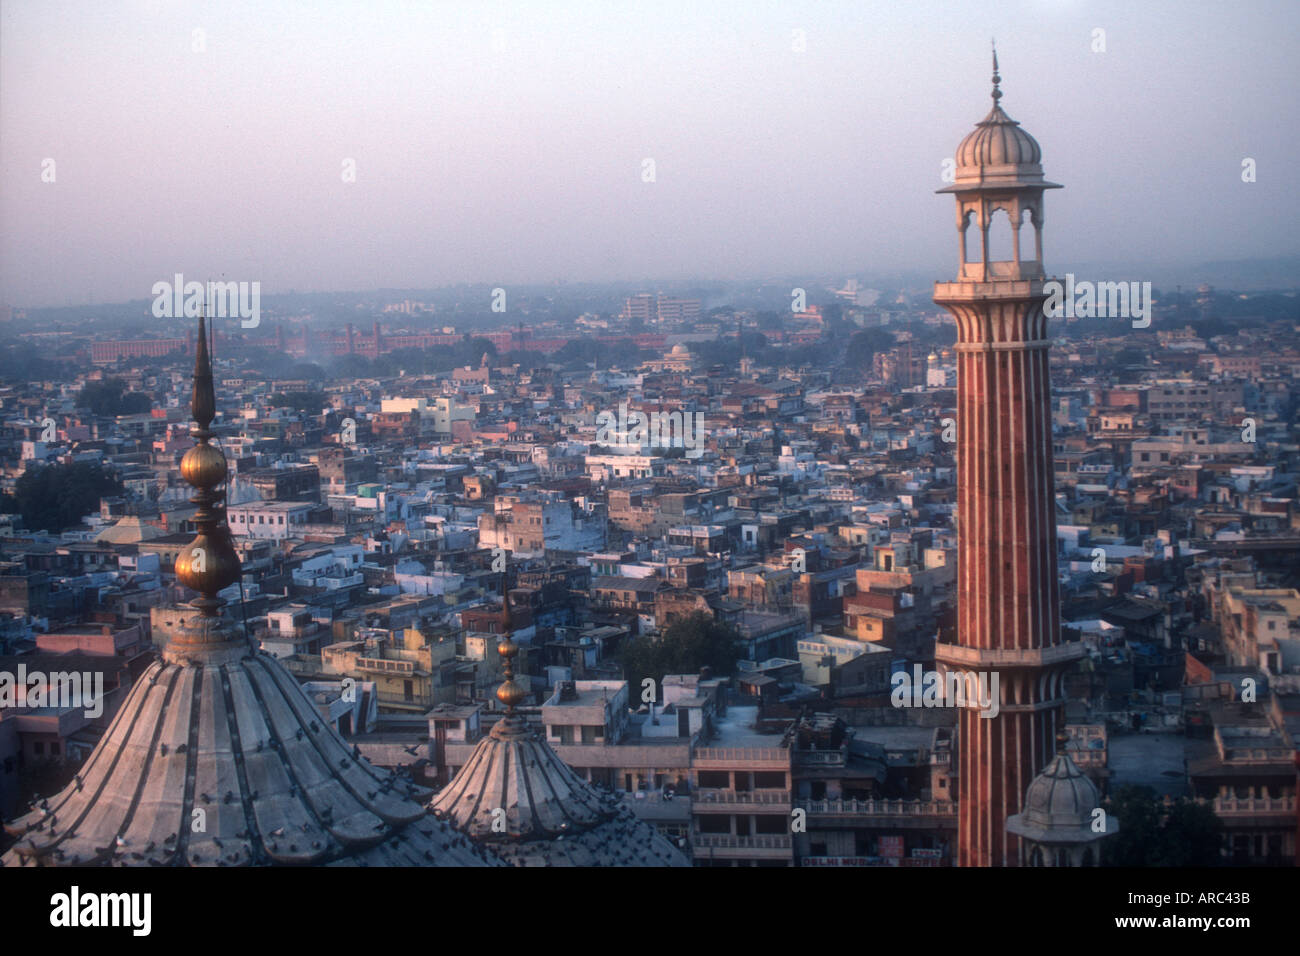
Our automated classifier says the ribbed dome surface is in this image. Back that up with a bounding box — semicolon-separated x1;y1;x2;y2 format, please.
3;649;498;867
1006;747;1117;850
1020;752;1099;830
955;104;1043;171
431;718;688;866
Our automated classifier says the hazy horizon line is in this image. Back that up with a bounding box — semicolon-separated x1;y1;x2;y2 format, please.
9;254;1300;314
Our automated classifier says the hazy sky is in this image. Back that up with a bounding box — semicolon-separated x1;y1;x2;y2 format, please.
3;0;1298;307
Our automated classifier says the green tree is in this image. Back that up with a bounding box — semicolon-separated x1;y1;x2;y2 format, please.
0;342;65;383
77;378;152;416
269;390;328;412
331;353;375;378
287;362;326;381
621;612;742;702
3;461;123;533
1102;785;1224;866
548;337;646;372
844;328;895;371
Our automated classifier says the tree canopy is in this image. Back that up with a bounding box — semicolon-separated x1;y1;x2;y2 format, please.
620;612;743;703
77;378;152;416
1102;784;1224;866
269;390;328;413
2;460;123;533
844;328;896;371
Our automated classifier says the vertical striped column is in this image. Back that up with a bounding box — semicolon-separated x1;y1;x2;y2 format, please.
942;296;1066;867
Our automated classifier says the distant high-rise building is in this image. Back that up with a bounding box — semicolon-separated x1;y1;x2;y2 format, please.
622;293;656;323
932;51;1084;867
622;293;700;325
654;295;700;324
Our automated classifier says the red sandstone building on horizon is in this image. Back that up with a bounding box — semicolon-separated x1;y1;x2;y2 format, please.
89;320;670;364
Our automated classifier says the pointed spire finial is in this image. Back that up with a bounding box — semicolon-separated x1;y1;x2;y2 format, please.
499;568;514;633
173;310;242;633
991;40;1002;105
192;311;215;431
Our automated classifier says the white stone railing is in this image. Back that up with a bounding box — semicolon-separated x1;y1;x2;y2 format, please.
1211;795;1295;816
694;747;788;762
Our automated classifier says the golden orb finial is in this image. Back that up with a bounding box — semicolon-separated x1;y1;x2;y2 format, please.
493;568;528;714
173;312;242;631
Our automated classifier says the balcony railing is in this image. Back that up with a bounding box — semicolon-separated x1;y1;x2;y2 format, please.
693;834;792;850
1220;748;1294;763
694;789;791;806
801;798;957;818
357;656;416;674
797;750;845;766
1069;750;1107;768
1211;795;1295;816
693;747;788;763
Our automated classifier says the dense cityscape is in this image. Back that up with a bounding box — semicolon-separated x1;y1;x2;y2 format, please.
2;259;1297;869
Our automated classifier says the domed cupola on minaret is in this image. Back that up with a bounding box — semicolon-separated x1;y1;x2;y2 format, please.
1007;732;1119;866
939;45;1061;284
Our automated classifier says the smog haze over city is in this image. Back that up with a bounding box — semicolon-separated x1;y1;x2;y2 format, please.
2;0;1299;307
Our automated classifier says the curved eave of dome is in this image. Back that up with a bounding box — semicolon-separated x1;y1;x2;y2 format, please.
481;811;690;867
937;172;1062;194
1006;814;1120;845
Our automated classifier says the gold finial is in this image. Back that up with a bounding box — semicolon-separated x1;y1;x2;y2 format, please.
173;312;242;631
494;567;527;713
1055;729;1069;755
495;634;526;712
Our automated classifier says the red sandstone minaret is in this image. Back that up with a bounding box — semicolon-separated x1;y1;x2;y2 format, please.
933;48;1083;867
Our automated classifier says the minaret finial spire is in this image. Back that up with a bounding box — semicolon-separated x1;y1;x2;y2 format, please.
991;40;1002;105
495;560;527;717
171;311;242;642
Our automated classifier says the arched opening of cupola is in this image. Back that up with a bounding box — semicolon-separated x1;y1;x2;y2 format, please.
961;210;979;264
986;207;1015;264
